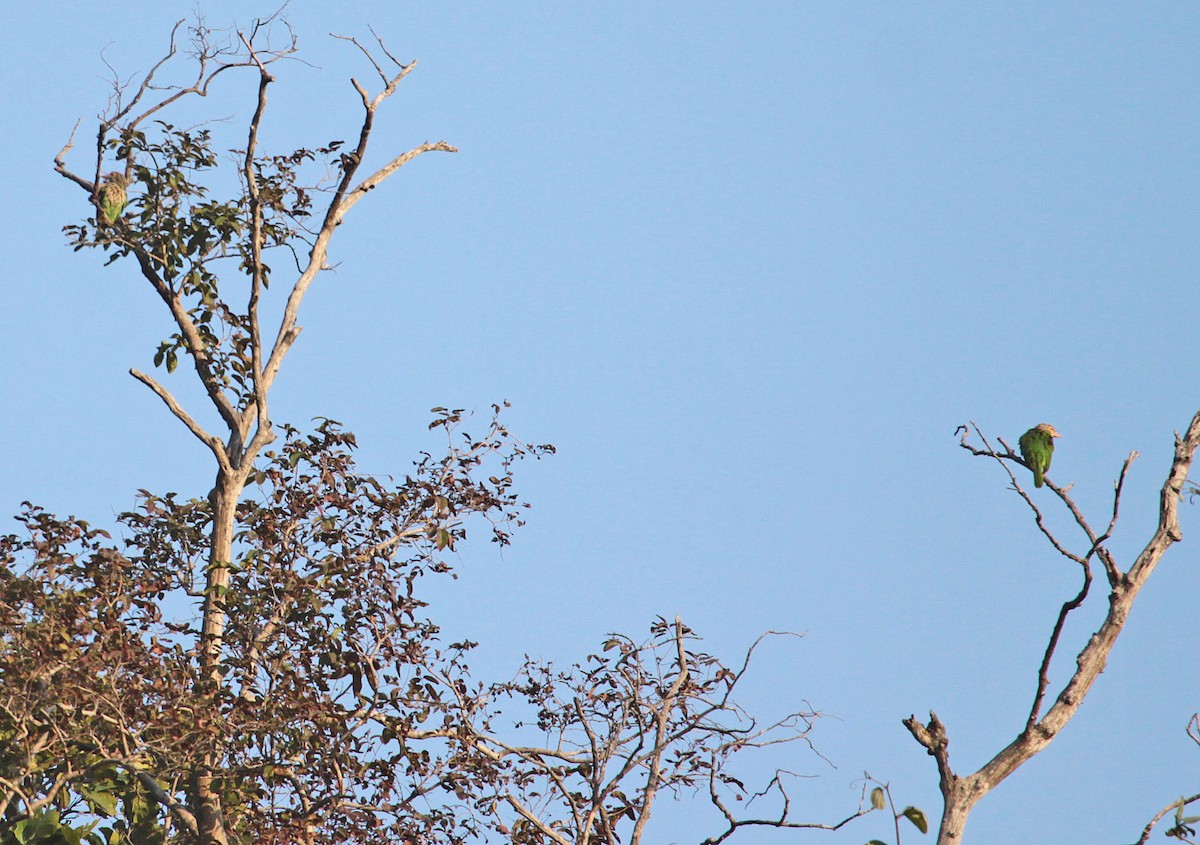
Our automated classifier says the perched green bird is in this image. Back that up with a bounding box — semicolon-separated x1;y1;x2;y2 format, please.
99;172;130;225
1019;423;1060;488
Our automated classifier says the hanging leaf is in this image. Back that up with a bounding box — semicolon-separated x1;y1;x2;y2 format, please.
901;806;928;834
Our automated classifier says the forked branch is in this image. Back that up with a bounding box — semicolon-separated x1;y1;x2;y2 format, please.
913;414;1200;842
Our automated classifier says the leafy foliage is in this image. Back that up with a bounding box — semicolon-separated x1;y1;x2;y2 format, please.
62;123;348;407
1;414;549;844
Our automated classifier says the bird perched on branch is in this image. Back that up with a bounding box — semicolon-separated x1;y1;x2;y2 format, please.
1019;423;1060;488
99;172;130;225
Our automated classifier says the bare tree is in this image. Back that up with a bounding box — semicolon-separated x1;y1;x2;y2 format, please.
450;619;876;845
903;416;1200;843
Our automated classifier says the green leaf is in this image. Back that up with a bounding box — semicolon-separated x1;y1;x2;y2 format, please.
81;783;120;816
166;350;178;373
901;806;928;834
865;840;889;845
13;810;68;845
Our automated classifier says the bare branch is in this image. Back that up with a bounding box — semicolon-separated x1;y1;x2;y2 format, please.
336;140;458;223
1094;452;1138;586
922;414;1200;840
258;49;454;401
237;31;274;471
118;17;295;134
1026;562;1091;728
331;33;397;89
52;121;91;193
129;368;230;473
702;768;871;845
1134;792;1200;845
959;423;1089;565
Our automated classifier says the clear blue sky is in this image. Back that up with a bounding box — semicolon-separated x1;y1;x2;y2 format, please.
2;3;1198;843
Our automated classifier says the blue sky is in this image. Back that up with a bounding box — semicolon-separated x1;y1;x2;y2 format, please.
2;3;1198;843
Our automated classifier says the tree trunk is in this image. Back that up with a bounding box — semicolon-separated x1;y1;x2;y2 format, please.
936;792;973;844
192;470;241;845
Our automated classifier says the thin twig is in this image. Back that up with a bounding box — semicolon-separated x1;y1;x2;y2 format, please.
1134;792;1200;845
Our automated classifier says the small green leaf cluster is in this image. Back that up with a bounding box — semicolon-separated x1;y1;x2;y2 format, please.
1167;798;1200;839
863;779;927;845
62;123;349;409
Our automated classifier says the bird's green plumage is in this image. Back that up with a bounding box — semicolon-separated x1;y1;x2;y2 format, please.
99;172;129;225
1019;423;1059;488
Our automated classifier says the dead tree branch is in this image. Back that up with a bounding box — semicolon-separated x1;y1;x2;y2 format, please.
915;414;1200;842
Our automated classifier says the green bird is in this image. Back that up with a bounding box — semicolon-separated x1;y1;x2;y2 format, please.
99;172;130;225
1019;423;1060;488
